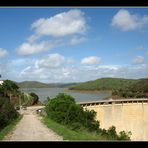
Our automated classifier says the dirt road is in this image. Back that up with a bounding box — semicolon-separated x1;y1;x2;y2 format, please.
4;106;63;141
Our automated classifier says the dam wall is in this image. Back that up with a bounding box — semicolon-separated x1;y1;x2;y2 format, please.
79;98;148;141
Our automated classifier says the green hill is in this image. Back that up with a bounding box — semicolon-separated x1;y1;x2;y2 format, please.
69;77;138;91
129;78;148;93
69;77;148;98
16;81;79;88
16;81;50;88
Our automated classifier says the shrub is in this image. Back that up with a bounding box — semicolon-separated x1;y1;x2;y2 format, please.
45;93;100;132
0;96;18;130
45;93;131;140
117;131;132;140
106;126;118;140
29;92;39;105
69;122;83;130
45;93;75;123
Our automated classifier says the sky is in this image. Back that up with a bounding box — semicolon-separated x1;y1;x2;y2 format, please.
0;7;148;83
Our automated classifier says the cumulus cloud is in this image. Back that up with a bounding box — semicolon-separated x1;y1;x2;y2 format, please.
18;63;148;83
0;62;9;79
70;36;86;45
17;41;48;55
111;9;148;31
16;41;57;55
132;56;145;64
17;9;87;56
35;53;65;68
10;58;36;68
0;48;7;58
31;9;86;38
27;34;41;43
10;59;28;66
67;58;75;65
81;56;101;65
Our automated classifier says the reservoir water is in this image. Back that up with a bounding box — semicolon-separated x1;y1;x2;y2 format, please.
21;88;111;103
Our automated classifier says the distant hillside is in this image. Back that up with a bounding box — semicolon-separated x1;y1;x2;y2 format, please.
16;81;79;88
54;83;81;88
16;81;50;88
129;78;148;93
69;77;138;91
69;77;148;98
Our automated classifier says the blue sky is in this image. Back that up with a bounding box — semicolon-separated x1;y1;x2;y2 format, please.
0;8;148;83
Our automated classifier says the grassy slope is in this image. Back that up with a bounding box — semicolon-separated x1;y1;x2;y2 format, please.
0;115;22;140
43;117;107;141
69;77;138;91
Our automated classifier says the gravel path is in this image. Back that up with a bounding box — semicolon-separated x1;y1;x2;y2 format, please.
4;106;63;141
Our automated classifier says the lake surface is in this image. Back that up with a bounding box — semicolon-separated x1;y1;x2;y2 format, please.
21;88;112;103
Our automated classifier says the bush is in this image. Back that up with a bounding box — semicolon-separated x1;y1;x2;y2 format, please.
65;104;84;124
106;126;118;140
0;96;18;130
45;93;75;123
45;93;131;140
0;80;19;97
29;92;39;105
117;131;132;140
45;93;100;132
69;122;83;130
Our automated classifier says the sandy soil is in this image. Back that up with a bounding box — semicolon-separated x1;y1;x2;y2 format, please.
4;106;63;141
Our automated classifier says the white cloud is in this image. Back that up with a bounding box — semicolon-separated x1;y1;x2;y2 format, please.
111;9;148;31
0;62;9;79
36;53;65;68
81;56;101;65
70;36;86;45
67;58;75;65
31;9;86;38
132;56;145;64
17;41;53;55
0;48;7;58
18;63;148;83
10;59;27;66
27;34;41;43
17;9;87;56
10;58;36;67
97;65;121;70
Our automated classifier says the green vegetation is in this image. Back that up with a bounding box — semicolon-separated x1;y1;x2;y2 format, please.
16;81;51;88
16;81;79;88
70;78;137;91
0;80;40;107
20;92;32;106
20;92;41;106
0;115;22;140
70;77;148;98
0;79;40;137
29;92;39;105
45;93;131;140
43;117;107;140
112;78;148;98
0;96;19;131
0;80;19;98
129;78;148;93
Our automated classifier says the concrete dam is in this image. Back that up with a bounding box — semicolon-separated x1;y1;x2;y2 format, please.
79;98;148;141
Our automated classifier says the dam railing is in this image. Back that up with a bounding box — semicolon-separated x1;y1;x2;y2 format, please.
78;98;148;107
